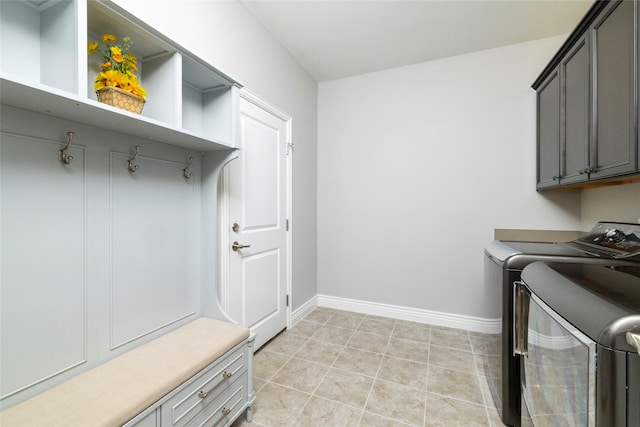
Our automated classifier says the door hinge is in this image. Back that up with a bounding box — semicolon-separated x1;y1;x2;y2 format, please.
286;219;290;231
286;294;290;307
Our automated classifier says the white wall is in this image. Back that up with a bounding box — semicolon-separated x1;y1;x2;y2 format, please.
318;35;584;321
111;0;319;311
581;182;640;228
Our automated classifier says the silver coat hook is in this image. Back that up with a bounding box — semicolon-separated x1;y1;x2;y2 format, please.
127;145;140;173
59;131;75;164
183;156;194;179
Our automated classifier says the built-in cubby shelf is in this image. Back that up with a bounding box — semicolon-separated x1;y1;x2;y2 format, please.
1;0;78;94
0;0;239;152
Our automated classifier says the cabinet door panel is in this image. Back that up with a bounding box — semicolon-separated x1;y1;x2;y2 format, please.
537;69;561;190
561;34;590;185
591;0;636;179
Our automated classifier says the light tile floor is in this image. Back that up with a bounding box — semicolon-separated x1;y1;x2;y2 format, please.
232;307;504;427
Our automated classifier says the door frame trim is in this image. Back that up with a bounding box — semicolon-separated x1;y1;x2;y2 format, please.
218;89;293;329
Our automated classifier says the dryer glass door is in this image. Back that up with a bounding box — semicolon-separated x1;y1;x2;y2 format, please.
521;289;596;427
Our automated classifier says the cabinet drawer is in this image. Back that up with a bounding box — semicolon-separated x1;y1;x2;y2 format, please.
163;349;247;427
186;373;248;427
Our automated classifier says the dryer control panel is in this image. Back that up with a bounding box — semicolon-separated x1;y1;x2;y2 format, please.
566;222;640;260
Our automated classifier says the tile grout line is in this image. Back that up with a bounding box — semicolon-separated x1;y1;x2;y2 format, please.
469;334;491;426
359;317;399;426
338;314;369;426
294;311;366;424
423;325;432;427
317;313;390;424
468;330;493;426
360;316;389;425
263;314;331;426
290;314;333;424
469;331;494;426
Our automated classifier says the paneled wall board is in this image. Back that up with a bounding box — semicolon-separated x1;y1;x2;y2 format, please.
0;105;209;409
0;133;87;399
109;152;198;349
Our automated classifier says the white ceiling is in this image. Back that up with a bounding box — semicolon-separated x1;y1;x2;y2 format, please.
240;0;594;82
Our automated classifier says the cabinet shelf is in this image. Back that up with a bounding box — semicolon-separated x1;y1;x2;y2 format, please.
0;0;78;94
0;0;240;152
1;75;234;152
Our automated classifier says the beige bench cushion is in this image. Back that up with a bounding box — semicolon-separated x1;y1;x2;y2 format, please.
0;317;250;427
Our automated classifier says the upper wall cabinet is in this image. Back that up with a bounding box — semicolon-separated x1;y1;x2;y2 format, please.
590;0;636;180
532;0;639;190
0;0;240;151
536;68;561;190
560;33;590;186
638;0;640;170
536;34;591;190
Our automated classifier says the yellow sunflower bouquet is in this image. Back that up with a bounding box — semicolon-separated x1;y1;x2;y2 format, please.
88;34;147;102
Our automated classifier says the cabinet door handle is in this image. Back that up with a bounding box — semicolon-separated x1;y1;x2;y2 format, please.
221;407;231;415
578;166;592;174
198;390;208;399
222;371;233;379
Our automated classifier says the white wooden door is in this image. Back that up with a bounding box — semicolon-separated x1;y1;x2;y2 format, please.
226;94;290;350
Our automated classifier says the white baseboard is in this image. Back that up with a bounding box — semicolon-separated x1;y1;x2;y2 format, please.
296;294;501;334
291;294;318;327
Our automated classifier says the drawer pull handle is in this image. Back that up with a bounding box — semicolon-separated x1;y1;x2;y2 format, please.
221;408;231;415
197;370;233;399
198;372;233;399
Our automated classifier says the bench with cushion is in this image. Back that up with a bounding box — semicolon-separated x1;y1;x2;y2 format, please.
0;317;255;427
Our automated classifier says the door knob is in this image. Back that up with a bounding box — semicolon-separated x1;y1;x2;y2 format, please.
232;241;250;251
